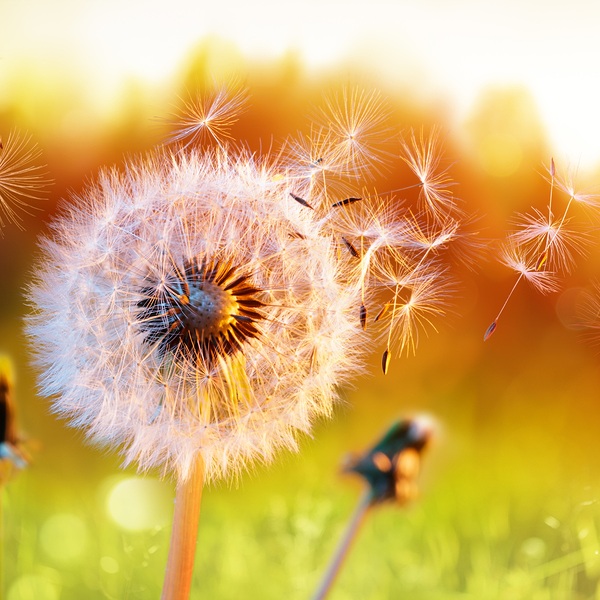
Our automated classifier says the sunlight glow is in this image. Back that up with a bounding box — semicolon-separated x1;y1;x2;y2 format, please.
2;0;599;168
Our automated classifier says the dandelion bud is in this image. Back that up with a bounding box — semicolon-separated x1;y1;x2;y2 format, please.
344;418;432;504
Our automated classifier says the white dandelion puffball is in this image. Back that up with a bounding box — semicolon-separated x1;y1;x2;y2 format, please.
27;148;364;483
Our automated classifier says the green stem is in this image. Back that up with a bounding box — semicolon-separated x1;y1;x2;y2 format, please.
311;489;374;600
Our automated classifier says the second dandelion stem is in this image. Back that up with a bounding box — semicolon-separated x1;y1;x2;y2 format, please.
311;488;374;600
161;456;205;600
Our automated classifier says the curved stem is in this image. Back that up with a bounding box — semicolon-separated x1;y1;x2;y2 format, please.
161;457;205;600
311;489;374;600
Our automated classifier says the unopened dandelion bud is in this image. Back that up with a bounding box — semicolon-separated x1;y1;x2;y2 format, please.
0;359;16;447
344;418;432;504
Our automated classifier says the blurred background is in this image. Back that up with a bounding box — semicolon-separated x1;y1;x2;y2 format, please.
2;1;600;598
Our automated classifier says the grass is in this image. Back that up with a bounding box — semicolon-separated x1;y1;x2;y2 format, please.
3;236;600;599
4;419;600;600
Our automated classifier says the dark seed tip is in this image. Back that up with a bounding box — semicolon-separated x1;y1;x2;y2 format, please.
382;349;390;374
483;321;497;342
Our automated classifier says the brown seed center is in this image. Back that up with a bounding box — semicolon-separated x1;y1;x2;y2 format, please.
182;281;239;338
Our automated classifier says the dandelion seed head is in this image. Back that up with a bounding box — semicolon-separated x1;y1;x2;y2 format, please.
27;147;366;483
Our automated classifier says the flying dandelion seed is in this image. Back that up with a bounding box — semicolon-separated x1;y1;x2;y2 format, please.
400;128;457;220
0;130;50;233
166;85;248;150
316;87;392;177
485;160;599;341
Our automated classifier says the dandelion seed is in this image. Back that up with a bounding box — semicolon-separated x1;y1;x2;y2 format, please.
553;168;600;209
317;87;391;177
360;304;367;330
166;85;248;150
375;304;389;322
509;209;587;274
500;244;560;295
381;348;390;375
290;192;314;210
331;197;362;208
483;320;497;342
486;159;595;340
400;128;456;219
0;130;51;232
341;237;359;258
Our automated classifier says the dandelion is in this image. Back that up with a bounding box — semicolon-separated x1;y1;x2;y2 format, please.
484;160;598;341
0;130;51;233
312;418;433;600
26;87;471;598
27;144;367;599
316;87;392;177
26;148;365;484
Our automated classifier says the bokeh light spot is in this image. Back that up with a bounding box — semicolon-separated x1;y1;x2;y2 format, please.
479;132;522;177
106;476;171;531
100;556;120;574
7;574;60;600
40;513;89;564
520;536;546;562
556;287;586;331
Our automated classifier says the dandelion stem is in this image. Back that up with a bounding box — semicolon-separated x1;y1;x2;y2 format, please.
311;488;374;600
161;456;205;600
